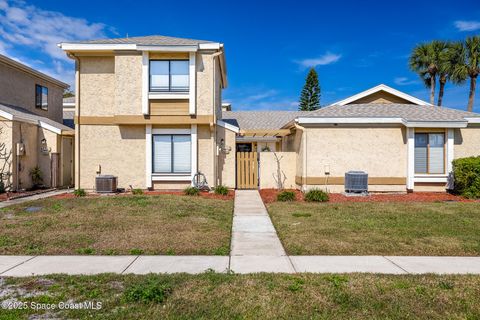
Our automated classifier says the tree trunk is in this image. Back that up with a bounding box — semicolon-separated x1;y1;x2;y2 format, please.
438;78;446;107
467;76;477;112
430;74;436;105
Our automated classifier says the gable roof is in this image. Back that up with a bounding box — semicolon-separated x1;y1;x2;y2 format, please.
296;103;480;128
70;35;216;46
222;111;310;130
0;54;69;89
331;84;432;106
0;102;73;134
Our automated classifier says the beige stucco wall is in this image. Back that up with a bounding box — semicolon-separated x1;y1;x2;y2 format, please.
114;54;142;115
216;126;236;188
196;53;215;117
259;152;296;189
12;121;38;190
197;124;215;187
349;91;415;105
0;120;14;190
454;126;480;159
0;61;64;123
78;125;145;190
79;56;115;116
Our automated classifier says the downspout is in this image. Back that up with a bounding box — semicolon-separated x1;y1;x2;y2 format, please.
294;122;307;191
68;53;80;190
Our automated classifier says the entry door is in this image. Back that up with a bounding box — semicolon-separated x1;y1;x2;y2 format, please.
236;152;258;189
61;137;73;187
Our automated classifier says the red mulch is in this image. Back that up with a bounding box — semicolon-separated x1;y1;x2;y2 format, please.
259;188;475;204
52;190;235;201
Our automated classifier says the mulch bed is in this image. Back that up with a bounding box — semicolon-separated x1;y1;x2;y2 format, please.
51;190;235;201
259;188;475;204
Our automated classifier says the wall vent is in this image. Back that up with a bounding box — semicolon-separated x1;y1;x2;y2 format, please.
95;175;118;193
345;171;368;193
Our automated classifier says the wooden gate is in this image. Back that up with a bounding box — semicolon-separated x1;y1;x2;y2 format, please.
236;152;258;189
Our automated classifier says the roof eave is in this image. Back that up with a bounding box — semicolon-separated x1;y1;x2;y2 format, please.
59;42;223;53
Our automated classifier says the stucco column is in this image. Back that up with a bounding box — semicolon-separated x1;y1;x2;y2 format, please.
406;127;415;191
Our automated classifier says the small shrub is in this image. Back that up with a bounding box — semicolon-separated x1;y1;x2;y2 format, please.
0;180;5;194
73;189;86;197
214;185;229;196
132;188;144;195
452;156;480;199
124;278;173;304
277;191;296;202
304;189;329;202
184;186;199;196
29;166;43;188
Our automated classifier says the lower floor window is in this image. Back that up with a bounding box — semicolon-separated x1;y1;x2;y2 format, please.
414;132;445;174
153;134;191;173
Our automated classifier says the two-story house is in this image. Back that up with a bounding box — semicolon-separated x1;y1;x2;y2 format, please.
0;54;74;191
60;35;237;190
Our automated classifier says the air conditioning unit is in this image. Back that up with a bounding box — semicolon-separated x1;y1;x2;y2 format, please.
345;171;368;193
95;175;118;193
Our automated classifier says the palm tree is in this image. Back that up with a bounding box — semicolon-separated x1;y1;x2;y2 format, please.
452;36;480;112
437;42;464;106
409;41;447;105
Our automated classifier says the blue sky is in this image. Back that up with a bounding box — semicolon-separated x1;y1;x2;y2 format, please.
1;0;479;111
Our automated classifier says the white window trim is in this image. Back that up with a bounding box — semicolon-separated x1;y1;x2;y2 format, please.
146;125;152;188
152;128;191;135
407;127;415;190
189;52;196;115
148;92;189;100
191;124;197;185
152;174;191;181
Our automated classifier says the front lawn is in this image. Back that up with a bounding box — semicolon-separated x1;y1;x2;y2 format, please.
268;201;480;255
0;195;233;255
1;273;480;319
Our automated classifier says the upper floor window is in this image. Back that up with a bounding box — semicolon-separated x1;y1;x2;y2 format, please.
149;60;189;92
35;84;48;110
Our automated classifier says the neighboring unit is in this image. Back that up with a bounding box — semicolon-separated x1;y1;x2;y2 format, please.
0;54;74;190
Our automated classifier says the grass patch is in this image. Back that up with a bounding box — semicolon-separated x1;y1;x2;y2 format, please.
0;194;233;255
1;273;480;319
268;201;480;255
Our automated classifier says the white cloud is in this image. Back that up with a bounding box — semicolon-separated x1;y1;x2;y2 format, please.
454;20;480;32
295;52;341;68
0;1;113;86
394;77;418;86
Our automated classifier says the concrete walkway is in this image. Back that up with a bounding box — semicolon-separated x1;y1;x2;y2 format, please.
1;255;480;276
0;189;72;208
230;190;295;273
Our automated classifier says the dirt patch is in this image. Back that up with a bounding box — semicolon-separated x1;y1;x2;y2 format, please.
260;188;474;204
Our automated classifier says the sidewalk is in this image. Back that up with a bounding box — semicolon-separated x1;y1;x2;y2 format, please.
1;255;480;276
0;189;72;208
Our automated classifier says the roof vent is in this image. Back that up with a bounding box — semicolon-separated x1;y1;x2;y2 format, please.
95;175;118;193
345;171;368;193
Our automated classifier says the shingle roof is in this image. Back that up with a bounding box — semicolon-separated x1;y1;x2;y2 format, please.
0;102;73;132
308;103;480;122
222;111;310;130
72;35;215;46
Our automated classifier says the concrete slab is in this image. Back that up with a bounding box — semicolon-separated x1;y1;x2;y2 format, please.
231;232;286;256
124;256;229;274
232;216;277;233
1;256;136;276
291;256;406;274
387;256;480;274
0;256;33;274
0;190;73;208
230;255;294;273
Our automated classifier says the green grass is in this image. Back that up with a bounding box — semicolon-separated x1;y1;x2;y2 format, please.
268;201;480;255
0;195;233;255
1;273;479;319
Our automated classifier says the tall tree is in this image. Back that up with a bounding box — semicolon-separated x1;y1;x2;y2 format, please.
437;41;464;106
409;41;446;105
299;68;320;111
452;36;480;112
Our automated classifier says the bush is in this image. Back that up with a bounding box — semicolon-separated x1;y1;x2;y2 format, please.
132;188;144;195
124;278;173;304
214;185;229;196
452;156;480;199
29;166;43;188
73;188;86;197
184;186;200;196
277;191;296;202
0;180;4;194
304;189;329;202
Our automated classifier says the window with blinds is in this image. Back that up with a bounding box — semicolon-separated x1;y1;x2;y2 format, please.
152;135;191;173
414;132;445;174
